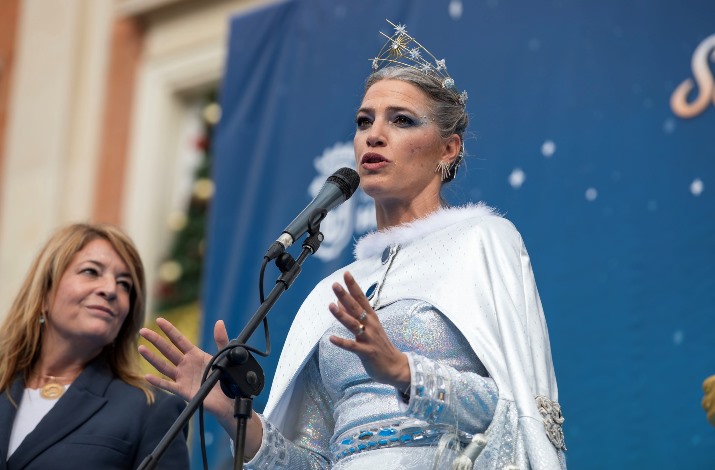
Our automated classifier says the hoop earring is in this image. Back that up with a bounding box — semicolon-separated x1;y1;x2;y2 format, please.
435;160;451;182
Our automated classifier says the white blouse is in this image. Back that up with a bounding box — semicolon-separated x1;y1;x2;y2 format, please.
8;385;69;457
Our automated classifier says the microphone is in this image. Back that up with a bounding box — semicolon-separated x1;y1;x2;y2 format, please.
264;167;360;260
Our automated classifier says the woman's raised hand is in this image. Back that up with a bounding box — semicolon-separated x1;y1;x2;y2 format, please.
328;271;411;392
139;318;264;455
138;318;237;434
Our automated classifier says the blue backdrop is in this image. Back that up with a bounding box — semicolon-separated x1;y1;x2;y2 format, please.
200;1;715;468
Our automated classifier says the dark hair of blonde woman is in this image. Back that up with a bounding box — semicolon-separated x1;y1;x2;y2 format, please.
0;223;154;403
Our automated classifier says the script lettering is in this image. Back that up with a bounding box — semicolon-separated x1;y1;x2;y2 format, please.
670;34;715;119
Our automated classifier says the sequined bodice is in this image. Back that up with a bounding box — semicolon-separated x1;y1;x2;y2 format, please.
318;299;487;440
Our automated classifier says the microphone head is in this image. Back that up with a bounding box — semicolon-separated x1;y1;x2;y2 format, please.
327;167;360;200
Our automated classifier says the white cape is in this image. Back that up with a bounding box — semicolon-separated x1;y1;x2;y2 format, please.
263;204;563;468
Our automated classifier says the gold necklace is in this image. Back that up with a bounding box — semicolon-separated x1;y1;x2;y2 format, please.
37;375;70;400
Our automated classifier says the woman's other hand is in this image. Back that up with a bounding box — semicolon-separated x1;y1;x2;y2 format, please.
328;271;410;392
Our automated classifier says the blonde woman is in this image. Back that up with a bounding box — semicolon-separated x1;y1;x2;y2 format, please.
0;223;189;469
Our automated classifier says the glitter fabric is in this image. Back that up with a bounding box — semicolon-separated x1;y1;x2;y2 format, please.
246;300;499;469
324;301;497;462
258;205;567;469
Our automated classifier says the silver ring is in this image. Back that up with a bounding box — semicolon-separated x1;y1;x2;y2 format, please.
355;323;365;336
358;311;368;322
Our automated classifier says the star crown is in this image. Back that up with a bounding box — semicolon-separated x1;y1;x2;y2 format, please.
371;20;468;107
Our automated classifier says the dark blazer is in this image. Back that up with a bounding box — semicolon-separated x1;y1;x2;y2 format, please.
0;355;189;470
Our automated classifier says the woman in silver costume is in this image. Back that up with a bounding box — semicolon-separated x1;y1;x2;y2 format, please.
139;21;567;469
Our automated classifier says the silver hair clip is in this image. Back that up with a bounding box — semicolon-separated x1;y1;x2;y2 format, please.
371;20;468;107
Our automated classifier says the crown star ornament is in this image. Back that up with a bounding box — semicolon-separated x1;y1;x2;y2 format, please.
371;20;468;107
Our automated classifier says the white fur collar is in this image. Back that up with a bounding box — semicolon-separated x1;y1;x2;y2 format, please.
354;203;499;260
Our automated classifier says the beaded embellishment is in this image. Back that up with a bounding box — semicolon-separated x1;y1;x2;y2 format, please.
333;419;450;462
535;395;567;451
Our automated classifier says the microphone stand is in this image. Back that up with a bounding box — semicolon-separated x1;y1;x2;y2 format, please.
138;216;325;470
